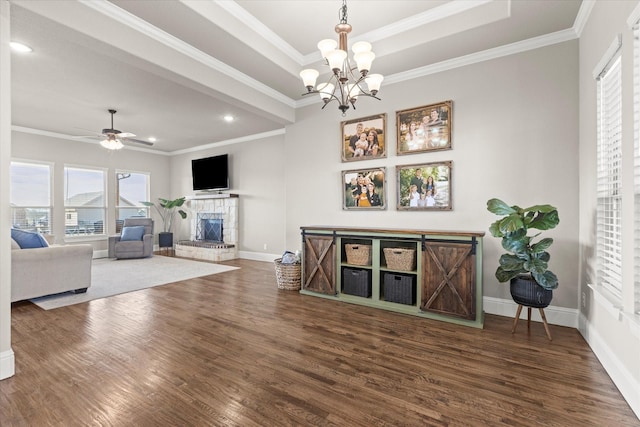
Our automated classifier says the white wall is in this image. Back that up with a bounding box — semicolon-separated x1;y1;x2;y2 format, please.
285;41;580;310
169;133;287;260
1;0;15;380
578;0;640;418
11;132;171;253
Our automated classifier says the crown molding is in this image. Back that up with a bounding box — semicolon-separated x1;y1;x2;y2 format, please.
574;0;596;37
12;125;287;156
361;0;495;45
11;126;166;155
628;1;640;29
82;0;296;109
169;128;287;156
301;0;497;66
212;0;304;65
296;27;578;109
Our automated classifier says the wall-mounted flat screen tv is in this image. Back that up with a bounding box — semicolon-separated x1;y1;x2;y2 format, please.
191;154;229;191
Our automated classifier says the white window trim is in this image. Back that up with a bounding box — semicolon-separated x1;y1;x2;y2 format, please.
63;164;108;240
10;159;54;233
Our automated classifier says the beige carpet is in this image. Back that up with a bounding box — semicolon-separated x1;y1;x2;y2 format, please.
30;256;239;310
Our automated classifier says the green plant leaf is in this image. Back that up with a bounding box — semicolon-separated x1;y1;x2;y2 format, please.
498;254;524;271
528;209;559;231
501;230;529;254
498;214;525;234
487;198;515;216
531;238;553;254
532;270;558;290
488;220;504;238
524;257;548;275
495;266;522;283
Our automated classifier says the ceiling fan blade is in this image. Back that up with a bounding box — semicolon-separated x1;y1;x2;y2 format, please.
73;127;103;136
123;137;154;147
71;135;101;139
117;132;136;138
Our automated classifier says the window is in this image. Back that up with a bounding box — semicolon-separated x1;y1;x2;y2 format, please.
596;49;623;298
10;161;52;234
64;166;106;237
116;171;150;226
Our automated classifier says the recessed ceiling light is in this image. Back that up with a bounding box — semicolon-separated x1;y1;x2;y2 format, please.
10;42;32;53
148;137;157;142
223;115;234;122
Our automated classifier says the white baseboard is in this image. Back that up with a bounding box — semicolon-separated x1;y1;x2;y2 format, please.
238;251;281;263
483;296;579;328
579;313;640;420
0;349;15;380
93;249;108;259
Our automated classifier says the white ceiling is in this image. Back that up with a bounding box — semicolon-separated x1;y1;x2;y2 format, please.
9;0;583;154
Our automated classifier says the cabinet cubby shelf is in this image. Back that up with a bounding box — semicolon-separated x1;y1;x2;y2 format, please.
301;226;485;328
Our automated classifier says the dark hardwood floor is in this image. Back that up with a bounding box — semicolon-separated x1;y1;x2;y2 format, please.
1;258;638;426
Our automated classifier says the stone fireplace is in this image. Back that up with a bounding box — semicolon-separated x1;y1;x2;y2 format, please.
175;194;238;261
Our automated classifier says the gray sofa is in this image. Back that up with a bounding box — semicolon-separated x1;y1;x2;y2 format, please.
11;239;93;302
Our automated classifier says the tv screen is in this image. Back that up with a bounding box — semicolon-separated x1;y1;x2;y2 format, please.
192;154;229;191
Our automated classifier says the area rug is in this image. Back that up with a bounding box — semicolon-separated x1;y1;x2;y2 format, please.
30;256;239;310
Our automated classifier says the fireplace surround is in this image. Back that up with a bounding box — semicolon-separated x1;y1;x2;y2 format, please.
175;194;238;261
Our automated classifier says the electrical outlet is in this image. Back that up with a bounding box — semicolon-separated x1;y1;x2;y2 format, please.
263;243;268;251
582;292;586;308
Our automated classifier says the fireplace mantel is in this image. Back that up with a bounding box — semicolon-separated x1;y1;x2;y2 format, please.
187;193;239;200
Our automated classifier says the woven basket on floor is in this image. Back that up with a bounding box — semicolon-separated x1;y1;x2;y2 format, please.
383;248;416;271
345;244;372;266
274;258;301;290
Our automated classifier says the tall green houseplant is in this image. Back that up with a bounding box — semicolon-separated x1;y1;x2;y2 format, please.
486;198;560;290
141;197;188;233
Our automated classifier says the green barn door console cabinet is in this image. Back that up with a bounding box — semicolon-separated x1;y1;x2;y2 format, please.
301;226;485;328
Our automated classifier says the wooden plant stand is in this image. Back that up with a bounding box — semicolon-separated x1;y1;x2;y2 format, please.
512;304;552;341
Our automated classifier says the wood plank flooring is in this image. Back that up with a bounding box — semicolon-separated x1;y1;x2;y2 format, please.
1;258;638;426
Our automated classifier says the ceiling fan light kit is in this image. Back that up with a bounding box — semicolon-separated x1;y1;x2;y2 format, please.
77;109;155;150
299;0;383;116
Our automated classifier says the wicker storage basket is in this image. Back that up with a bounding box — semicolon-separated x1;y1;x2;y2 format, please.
342;268;372;297
345;244;372;266
383;248;416;271
383;273;416;305
274;258;301;290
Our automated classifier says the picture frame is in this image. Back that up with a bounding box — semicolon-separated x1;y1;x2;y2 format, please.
396;161;452;210
396;101;452;155
342;167;387;210
341;113;387;162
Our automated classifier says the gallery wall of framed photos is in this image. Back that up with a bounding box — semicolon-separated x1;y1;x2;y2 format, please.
342;101;453;211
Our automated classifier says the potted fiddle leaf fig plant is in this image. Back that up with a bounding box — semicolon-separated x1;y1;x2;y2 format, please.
141;197;188;248
486;198;560;308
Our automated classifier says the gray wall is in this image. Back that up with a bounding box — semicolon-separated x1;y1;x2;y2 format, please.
169;133;287;259
285;40;580;309
11;131;171;252
578;0;640;416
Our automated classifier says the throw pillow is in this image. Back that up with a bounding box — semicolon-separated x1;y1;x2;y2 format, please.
120;226;146;241
11;228;49;249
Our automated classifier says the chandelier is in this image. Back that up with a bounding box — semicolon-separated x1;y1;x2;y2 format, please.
299;0;383;115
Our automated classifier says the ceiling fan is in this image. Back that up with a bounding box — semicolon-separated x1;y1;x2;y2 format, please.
76;109;154;150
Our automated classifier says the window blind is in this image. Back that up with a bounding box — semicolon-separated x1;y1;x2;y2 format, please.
597;54;623;298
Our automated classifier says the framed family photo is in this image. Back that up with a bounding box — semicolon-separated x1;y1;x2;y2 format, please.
396;101;452;155
396;161;452;210
342;167;386;210
341;113;387;162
